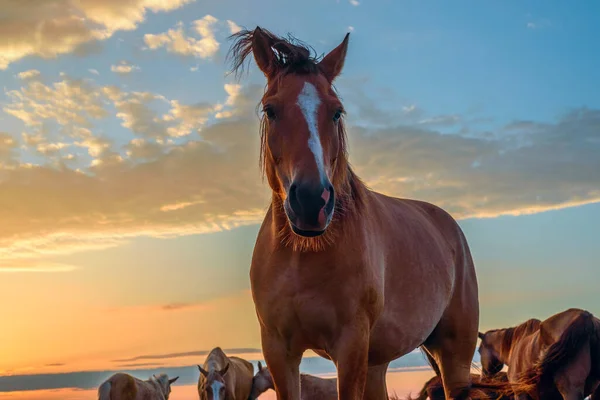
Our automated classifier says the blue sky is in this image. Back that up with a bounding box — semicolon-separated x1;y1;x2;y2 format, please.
0;0;599;391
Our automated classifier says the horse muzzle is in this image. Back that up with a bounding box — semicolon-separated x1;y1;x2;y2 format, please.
284;181;335;237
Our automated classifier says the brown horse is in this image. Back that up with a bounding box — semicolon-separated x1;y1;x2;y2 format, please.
227;26;495;400
478;308;600;400
198;347;255;400
97;372;178;400
407;372;511;400
249;361;338;399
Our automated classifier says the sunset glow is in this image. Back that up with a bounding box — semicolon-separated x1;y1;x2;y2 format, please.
1;0;599;398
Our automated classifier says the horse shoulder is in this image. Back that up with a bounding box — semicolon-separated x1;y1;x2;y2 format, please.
229;356;254;383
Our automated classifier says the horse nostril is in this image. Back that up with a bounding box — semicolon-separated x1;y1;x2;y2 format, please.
288;183;302;215
324;185;335;213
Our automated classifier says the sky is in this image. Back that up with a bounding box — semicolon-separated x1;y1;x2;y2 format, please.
0;0;599;397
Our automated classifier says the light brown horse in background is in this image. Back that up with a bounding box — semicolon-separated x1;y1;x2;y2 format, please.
478;308;600;399
249;361;338;399
407;372;511;400
97;372;178;400
198;347;254;400
227;26;499;400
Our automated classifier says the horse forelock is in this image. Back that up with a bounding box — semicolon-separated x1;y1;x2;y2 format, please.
227;28;321;80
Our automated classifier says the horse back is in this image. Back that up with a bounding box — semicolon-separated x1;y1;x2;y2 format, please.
228;356;254;399
375;195;469;258
106;373;139;400
300;374;338;400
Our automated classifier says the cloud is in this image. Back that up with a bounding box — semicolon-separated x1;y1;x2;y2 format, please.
1;70;599;263
144;15;220;59
112;348;263;363
349;0;360;5
527;19;552;30
346;107;600;218
226;20;242;35
0;0;196;69
0;79;266;260
88;69;100;75
163;100;214;137
110;61;140;75
125;138;165;160
417;114;461;127
0;132;18;163
0;261;79;273
104;300;216;315
116;362;165;368
4;76;108;128
17;70;41;80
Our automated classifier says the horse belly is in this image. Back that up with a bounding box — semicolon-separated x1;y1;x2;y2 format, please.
366;259;455;365
366;294;449;365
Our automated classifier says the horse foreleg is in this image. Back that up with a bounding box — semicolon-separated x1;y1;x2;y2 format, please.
422;321;478;399
261;330;302;400
333;323;370;400
363;363;390;400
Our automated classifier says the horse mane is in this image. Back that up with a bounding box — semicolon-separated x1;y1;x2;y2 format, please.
227;28;322;80
227;28;368;252
498;318;542;356
484;318;542;358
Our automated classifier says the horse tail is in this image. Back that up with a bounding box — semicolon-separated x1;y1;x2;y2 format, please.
98;381;111;400
536;310;595;387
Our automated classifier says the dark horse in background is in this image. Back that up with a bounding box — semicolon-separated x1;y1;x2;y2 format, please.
228;27;507;399
478;308;600;399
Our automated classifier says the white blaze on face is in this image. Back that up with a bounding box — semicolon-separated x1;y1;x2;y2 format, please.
211;381;224;400
296;81;326;181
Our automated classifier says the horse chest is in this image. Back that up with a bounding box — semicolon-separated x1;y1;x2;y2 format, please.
252;255;375;344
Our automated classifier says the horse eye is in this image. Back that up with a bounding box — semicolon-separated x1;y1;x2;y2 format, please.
333;109;342;122
263;105;276;120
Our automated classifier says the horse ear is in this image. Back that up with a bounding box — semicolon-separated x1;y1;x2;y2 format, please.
478;332;485;340
251;27;278;78
219;362;230;376
257;361;263;371
198;365;209;377
318;32;350;83
168;376;179;385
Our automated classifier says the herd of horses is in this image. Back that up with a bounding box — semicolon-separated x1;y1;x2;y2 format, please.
97;26;597;400
97;307;600;399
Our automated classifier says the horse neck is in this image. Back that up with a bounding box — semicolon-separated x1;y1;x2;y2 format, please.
494;328;517;363
496;320;540;363
148;377;163;394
